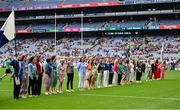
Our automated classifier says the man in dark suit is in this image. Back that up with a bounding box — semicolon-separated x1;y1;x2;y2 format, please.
10;54;22;99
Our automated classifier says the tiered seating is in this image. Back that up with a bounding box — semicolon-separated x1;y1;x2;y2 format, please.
159;19;180;25
15;19;180;30
0;0;12;8
0;36;179;65
22;0;63;7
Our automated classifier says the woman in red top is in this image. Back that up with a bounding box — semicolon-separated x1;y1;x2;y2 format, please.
154;59;160;80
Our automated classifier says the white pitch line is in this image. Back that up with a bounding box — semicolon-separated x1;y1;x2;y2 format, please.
76;94;180;101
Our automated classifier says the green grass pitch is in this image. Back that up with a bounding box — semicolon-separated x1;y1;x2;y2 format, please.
0;68;180;109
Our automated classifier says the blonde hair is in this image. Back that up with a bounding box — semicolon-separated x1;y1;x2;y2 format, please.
114;59;118;64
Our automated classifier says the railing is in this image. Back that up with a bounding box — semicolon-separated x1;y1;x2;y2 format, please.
0;10;179;22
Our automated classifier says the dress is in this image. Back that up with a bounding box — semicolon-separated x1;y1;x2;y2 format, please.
58;63;66;83
154;62;160;79
136;64;142;81
52;62;58;87
91;64;97;82
85;64;92;80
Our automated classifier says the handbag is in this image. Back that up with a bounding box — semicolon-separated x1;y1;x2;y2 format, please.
15;77;20;85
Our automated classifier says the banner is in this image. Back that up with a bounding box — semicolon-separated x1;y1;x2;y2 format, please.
104;13;116;16
104;27;121;31
0;8;11;12
16;29;31;33
125;27;143;30
48;29;62;32
81;28;98;31
63;28;80;32
36;16;45;19
148;26;160;30
32;29;46;33
160;25;180;29
10;1;121;11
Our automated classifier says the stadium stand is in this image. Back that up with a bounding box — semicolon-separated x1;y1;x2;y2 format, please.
0;36;179;65
14;19;180;30
0;0;179;66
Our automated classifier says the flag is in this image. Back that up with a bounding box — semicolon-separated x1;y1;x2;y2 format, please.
161;43;164;52
0;11;15;48
161;43;164;61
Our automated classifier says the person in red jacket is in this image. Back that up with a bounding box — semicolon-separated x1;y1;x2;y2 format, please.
154;59;160;80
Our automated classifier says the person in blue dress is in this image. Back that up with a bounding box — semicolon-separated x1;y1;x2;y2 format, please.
77;58;86;90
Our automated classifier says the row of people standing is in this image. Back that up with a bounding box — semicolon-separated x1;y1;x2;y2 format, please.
27;55;44;97
77;57;167;90
8;55;76;98
2;54;166;99
77;57;137;90
44;56;75;95
3;54;44;99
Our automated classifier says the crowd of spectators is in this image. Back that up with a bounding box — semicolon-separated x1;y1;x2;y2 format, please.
0;36;179;66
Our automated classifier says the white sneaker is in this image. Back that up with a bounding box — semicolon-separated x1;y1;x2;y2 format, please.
127;82;131;84
66;90;71;92
79;89;83;91
28;95;33;98
58;91;63;94
109;85;113;87
45;92;49;95
22;95;27;99
52;91;57;94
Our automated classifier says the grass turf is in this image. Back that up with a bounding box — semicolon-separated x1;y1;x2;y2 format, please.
0;68;180;109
